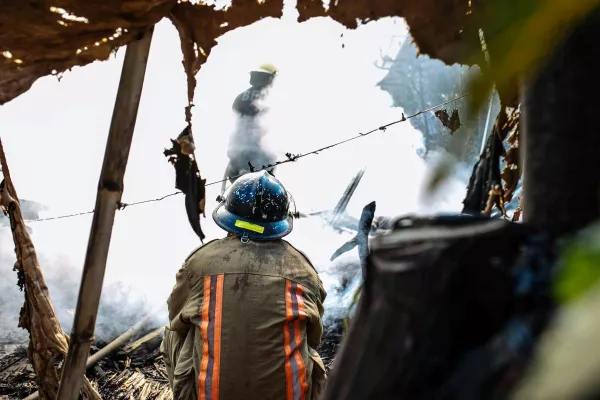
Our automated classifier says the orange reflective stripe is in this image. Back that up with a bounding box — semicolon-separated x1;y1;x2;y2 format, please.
294;283;308;398
283;279;309;400
212;274;224;400
283;280;295;400
198;275;225;400
198;276;211;400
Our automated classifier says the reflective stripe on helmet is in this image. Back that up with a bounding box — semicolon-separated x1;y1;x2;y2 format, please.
235;219;265;234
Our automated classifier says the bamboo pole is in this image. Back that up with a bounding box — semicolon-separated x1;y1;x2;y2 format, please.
56;27;154;400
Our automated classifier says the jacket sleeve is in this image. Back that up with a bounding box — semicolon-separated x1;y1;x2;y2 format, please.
163;262;202;398
167;264;191;331
305;275;327;349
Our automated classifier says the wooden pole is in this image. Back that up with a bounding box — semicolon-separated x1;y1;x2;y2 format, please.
56;26;154;400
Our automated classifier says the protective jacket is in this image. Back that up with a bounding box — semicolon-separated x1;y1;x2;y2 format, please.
160;236;327;400
232;86;268;117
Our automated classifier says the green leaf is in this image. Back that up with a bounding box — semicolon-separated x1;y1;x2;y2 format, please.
555;223;600;304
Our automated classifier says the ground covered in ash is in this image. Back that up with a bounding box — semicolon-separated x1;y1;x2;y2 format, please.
0;318;344;399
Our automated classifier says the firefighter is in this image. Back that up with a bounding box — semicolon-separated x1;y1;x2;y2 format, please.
161;170;328;400
232;62;278;117
222;64;279;195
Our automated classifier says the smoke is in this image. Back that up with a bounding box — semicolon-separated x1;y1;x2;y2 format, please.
0;16;471;344
226;111;278;177
0;212;167;344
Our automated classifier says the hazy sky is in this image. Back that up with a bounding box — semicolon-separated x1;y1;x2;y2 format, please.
0;11;468;325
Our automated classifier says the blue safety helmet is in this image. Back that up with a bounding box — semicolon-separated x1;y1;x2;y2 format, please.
213;171;294;240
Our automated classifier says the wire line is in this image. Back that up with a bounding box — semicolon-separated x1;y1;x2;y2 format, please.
26;92;471;223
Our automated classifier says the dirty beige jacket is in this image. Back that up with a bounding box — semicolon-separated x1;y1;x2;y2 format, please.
160;236;327;400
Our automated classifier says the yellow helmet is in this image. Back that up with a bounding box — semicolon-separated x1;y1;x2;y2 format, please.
253;63;278;75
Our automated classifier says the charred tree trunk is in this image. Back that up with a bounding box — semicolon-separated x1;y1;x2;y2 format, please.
522;7;600;235
322;8;600;400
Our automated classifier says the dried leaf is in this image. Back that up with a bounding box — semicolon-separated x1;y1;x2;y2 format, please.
297;0;480;65
435;108;462;134
482;183;505;216
512;205;522;222
501;127;521;202
0;139;101;399
1;0;482;107
0;0;176;105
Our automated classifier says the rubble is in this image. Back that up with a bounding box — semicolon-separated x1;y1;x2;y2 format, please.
0;319;344;399
0;327;168;400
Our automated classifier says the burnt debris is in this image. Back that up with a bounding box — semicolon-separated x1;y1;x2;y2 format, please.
435;108;462;135
164;125;207;242
462;106;520;218
331;201;377;282
0;319;346;399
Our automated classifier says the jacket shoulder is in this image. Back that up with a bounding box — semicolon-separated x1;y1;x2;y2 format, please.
282;240;319;275
183;239;220;264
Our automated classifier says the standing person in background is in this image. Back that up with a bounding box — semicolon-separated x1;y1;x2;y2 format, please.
222;64;279;195
161;171;328;400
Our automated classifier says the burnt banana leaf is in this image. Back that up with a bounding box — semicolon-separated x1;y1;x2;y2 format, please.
164;126;206;242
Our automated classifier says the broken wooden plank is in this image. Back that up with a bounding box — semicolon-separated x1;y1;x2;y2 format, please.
123;327;165;353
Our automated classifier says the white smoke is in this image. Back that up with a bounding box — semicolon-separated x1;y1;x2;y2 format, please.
0;15;469;342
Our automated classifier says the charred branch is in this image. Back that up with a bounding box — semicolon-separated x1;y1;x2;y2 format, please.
330;201;376;282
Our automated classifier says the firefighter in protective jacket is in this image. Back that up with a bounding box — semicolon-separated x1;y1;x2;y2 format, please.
161;171;327;399
232;63;277;117
222;64;279;195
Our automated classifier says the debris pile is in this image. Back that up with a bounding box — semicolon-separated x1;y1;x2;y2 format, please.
317;318;344;372
0;326;169;400
0;318;344;399
0;346;36;399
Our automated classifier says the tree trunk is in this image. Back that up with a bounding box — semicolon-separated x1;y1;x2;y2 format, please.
522;7;600;234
